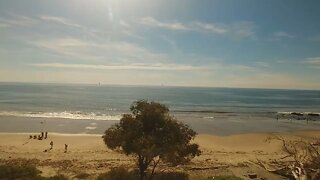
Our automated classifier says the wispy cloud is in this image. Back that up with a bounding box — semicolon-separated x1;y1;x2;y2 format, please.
31;37;169;63
0;13;38;27
39;15;101;38
273;31;295;39
139;17;189;31
138;17;255;38
31;63;207;71
190;21;228;34
303;57;320;68
40;16;84;29
268;31;296;41
229;21;255;39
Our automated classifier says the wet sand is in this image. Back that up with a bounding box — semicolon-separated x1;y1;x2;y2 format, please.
1;113;320;135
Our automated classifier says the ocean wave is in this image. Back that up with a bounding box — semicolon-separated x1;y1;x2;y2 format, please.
0;111;121;121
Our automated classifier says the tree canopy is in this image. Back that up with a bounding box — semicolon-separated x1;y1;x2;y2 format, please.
103;100;201;180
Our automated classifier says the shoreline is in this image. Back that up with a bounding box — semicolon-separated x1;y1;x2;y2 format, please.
1;129;320;137
2;114;320;136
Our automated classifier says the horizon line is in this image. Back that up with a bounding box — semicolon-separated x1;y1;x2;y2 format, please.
0;81;319;91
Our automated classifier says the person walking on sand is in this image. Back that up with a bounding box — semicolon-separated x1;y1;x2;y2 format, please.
64;144;68;153
45;132;48;139
50;141;53;150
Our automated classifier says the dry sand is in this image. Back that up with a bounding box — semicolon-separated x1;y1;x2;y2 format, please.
1;131;320;179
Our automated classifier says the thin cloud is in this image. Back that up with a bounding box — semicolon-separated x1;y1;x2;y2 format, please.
40;16;84;29
303;57;320;68
139;17;189;31
30;37;169;63
137;17;255;38
273;31;295;39
0;13;38;27
39;15;100;38
190;21;228;34
229;21;255;39
31;63;208;71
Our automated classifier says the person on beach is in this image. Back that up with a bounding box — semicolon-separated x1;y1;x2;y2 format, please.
50;141;53;149
45;132;48;139
41;132;44;139
64;144;68;153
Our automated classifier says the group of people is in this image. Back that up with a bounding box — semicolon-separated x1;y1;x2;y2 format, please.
29;131;48;140
28;132;69;153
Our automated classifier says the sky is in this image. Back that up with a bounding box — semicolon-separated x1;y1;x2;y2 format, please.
0;0;320;89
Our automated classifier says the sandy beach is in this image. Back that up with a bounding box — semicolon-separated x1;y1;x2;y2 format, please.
1;131;320;179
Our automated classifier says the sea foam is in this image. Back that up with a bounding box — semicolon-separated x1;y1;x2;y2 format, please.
0;111;121;121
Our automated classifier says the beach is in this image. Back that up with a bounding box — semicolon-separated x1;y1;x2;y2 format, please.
1;131;320;179
0;84;320;179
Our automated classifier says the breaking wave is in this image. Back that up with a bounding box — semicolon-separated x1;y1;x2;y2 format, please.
0;111;121;121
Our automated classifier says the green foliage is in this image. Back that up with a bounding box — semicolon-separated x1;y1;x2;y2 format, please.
103;100;201;180
0;164;41;179
203;175;243;180
153;171;188;180
43;174;69;180
0;164;68;180
74;172;90;179
96;167;139;180
96;167;188;180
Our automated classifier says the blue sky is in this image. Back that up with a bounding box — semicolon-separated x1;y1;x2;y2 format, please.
0;0;320;89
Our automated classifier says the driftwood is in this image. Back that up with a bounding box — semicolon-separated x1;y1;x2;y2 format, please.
266;134;320;180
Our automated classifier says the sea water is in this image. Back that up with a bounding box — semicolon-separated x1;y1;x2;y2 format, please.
0;82;320;134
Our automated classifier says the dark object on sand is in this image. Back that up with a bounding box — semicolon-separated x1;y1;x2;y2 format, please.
41;132;44;138
248;173;257;179
64;144;68;153
50;141;53;149
44;132;48;139
29;135;32;139
33;135;37;139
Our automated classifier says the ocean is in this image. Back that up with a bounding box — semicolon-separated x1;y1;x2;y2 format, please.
0;82;320;135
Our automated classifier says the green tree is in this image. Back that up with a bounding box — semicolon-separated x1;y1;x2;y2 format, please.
103;100;201;180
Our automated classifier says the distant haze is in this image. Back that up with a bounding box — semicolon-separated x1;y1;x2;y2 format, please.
0;0;320;90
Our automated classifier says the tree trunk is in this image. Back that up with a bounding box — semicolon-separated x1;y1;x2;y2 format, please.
138;156;147;180
148;159;160;180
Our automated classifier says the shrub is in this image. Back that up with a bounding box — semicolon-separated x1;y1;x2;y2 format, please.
0;164;41;179
203;175;243;180
75;172;90;179
0;164;68;180
97;167;139;180
43;174;69;180
153;171;188;180
97;167;189;180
